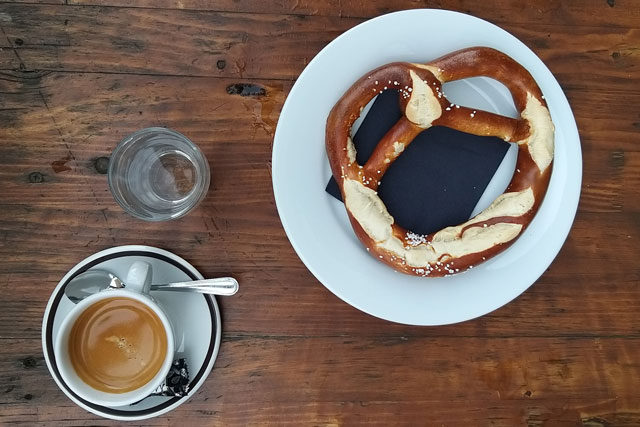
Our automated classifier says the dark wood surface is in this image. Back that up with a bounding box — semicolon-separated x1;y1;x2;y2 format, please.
1;0;639;425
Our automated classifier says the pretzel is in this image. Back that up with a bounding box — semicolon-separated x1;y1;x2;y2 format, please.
326;47;554;277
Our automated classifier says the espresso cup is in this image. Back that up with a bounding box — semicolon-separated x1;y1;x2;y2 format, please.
54;261;175;407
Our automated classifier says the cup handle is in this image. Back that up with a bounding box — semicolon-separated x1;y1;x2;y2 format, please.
125;261;152;294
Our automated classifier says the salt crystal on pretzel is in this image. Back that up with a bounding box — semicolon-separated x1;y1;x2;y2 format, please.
325;47;554;277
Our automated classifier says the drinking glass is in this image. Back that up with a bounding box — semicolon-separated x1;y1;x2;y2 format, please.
108;127;210;221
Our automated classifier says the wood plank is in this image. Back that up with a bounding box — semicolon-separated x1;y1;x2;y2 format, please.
6;0;638;29
579;148;640;213
0;71;289;142
3;401;640;427
59;0;640;29
569;88;640;154
1;0;65;4
0;4;357;80
1;336;639;425
0;4;638;92
0;206;638;339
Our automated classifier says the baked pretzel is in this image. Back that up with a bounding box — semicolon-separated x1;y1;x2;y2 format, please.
326;47;554;277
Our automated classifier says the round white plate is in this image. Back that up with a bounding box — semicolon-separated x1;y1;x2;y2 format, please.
42;245;222;421
272;9;581;325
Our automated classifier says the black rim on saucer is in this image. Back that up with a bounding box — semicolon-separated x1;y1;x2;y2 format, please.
44;250;219;417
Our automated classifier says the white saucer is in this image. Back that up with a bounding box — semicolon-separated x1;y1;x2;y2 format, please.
42;245;222;421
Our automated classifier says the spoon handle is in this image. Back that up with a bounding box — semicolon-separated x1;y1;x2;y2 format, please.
151;277;239;296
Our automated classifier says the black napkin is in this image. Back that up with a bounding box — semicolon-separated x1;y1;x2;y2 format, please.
326;89;511;235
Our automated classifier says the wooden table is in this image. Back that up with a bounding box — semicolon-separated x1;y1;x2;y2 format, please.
1;1;639;425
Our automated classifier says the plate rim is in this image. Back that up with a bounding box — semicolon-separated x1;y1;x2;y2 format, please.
41;245;222;421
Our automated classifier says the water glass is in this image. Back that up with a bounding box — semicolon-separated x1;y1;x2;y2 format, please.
108;127;210;221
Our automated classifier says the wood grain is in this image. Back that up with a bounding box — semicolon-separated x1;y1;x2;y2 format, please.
63;0;640;29
2;336;640;425
0;4;639;92
1;0;640;425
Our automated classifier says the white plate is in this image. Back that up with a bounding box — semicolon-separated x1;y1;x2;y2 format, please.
42;245;222;421
272;9;581;325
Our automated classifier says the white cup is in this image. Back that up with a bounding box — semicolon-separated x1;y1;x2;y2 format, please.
54;261;175;407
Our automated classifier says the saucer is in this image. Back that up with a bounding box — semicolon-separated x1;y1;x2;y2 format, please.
41;245;222;421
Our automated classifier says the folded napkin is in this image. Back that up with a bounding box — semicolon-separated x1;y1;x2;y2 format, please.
326;89;510;235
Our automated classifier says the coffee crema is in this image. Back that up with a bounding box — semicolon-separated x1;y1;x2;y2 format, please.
68;297;168;394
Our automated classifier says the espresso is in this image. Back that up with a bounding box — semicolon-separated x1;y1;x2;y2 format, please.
68;297;168;394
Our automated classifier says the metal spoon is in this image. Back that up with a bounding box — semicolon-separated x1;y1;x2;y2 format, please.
65;269;239;303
